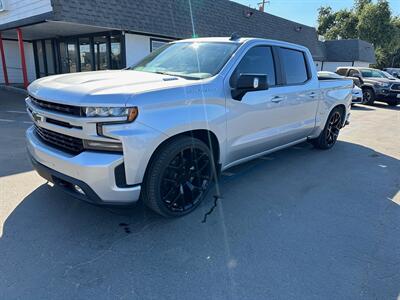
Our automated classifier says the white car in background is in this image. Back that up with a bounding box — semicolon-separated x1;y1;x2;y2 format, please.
318;71;363;104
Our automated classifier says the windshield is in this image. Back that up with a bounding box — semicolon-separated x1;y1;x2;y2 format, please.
130;42;239;79
382;71;396;79
360;69;386;78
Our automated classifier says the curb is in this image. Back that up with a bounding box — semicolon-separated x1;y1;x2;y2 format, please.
0;85;27;96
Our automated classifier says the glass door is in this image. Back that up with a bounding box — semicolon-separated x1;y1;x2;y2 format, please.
93;36;108;70
59;41;78;73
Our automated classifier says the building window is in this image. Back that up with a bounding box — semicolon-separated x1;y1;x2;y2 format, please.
93;36;108;70
150;38;171;52
110;35;122;69
79;37;92;72
33;32;125;78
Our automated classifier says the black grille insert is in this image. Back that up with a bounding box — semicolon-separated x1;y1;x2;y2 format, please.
30;96;82;116
391;83;400;91
34;125;84;154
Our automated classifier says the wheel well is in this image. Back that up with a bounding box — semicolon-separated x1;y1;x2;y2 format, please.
152;129;220;164
362;86;374;93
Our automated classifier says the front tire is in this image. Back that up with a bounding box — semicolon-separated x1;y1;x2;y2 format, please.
142;136;214;217
363;88;375;105
311;107;343;150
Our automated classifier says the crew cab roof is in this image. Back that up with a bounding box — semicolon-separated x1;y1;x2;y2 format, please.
174;37;310;52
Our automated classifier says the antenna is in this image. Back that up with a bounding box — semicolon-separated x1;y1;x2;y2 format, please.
258;0;270;12
230;32;241;41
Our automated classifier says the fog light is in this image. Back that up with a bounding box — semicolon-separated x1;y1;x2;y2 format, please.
73;185;85;195
83;140;123;152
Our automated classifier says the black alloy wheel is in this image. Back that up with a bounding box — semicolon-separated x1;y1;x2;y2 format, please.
160;147;211;213
311;107;343;150
325;111;342;148
142;136;214;217
363;88;375;105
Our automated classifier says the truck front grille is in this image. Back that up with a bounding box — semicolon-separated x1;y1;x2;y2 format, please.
391;83;400;91
34;125;84;154
30;96;82;116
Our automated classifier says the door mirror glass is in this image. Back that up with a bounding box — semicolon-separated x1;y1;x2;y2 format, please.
232;73;268;100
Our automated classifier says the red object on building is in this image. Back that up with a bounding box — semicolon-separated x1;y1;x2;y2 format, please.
0;32;9;86
17;28;29;89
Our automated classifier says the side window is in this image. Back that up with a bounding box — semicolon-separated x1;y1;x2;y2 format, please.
232;46;276;86
280;48;309;85
348;69;360;77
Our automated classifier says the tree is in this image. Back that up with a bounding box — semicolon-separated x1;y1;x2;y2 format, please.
317;0;400;68
354;0;372;13
357;0;393;47
317;8;358;39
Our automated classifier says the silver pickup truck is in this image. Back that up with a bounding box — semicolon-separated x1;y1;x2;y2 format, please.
26;37;352;217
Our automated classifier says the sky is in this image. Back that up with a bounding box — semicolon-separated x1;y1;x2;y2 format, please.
234;0;400;27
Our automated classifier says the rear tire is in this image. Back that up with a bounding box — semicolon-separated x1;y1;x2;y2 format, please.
363;88;375;105
311;107;343;150
141;136;214;217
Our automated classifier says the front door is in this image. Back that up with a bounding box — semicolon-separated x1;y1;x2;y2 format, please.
225;45;319;166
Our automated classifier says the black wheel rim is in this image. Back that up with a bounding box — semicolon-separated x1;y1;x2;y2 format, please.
160;147;212;212
326;112;342;147
364;91;371;102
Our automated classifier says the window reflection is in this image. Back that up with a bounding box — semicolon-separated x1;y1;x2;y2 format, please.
111;35;122;69
94;36;108;70
79;38;92;72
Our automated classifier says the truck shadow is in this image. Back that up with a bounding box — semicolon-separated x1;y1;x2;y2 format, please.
368;102;400;111
1;141;399;299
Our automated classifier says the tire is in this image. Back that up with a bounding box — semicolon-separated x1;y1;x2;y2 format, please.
363;88;375;105
311;107;344;150
141;136;215;217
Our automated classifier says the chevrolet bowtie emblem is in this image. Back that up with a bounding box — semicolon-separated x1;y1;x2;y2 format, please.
31;111;45;122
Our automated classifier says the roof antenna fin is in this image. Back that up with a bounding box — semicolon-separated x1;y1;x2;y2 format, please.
230;32;241;41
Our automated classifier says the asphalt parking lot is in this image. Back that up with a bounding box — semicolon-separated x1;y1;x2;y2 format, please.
0;89;399;299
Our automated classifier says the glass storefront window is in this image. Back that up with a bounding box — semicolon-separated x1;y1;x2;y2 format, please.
45;40;56;75
110;35;122;69
79;38;92;72
35;41;46;77
94;36;108;70
67;43;78;73
34;33;124;77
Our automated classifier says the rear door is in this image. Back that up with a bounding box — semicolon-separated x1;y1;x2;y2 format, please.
274;47;320;141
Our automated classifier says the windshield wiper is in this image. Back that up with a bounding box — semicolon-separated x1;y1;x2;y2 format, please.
154;71;200;80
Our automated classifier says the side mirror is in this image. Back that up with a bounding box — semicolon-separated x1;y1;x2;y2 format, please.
353;74;363;83
231;73;268;100
393;72;399;78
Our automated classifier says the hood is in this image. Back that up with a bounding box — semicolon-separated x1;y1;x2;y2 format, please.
27;70;192;106
366;77;400;84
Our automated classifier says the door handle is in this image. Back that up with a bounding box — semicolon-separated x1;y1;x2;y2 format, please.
308;92;317;98
271;96;284;103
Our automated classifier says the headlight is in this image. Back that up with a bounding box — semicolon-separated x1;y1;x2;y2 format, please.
375;82;390;87
83;106;138;122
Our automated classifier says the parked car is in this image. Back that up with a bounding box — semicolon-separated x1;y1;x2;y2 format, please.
336;67;400;106
383;68;400;78
26;37;352;217
318;71;363;104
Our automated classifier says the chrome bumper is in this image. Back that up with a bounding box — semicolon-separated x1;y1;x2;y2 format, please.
26;126;141;204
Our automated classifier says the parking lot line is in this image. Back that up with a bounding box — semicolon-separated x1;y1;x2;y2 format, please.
6;110;27;114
